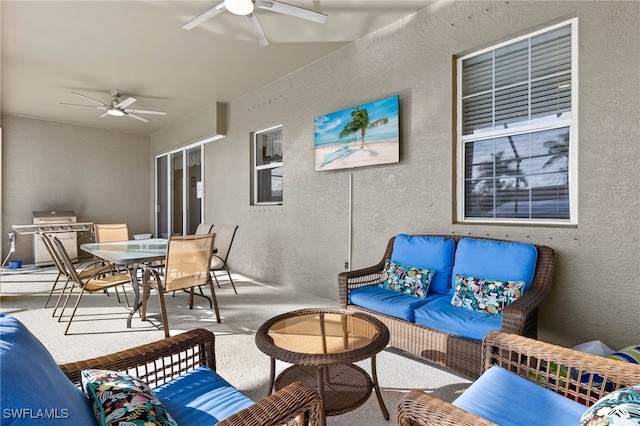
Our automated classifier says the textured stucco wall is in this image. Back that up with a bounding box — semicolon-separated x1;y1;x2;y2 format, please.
1;115;151;262
202;1;639;349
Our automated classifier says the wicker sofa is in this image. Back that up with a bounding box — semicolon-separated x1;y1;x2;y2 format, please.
338;234;555;378
0;314;323;426
397;330;640;425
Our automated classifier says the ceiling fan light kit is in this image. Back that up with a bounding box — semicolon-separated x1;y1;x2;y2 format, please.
106;109;125;117
183;0;327;46
225;0;254;16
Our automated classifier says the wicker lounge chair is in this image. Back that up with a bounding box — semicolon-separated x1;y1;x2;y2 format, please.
339;234;555;378
396;331;640;425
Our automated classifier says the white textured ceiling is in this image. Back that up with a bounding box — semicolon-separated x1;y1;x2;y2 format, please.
1;0;434;135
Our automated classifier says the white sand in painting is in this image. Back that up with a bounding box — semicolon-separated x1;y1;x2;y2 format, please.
315;140;399;171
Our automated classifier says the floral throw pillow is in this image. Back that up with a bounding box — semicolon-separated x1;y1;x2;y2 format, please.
81;369;177;426
378;259;434;299
450;274;524;316
579;384;640;426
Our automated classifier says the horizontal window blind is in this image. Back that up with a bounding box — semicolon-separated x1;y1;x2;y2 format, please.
462;24;572;136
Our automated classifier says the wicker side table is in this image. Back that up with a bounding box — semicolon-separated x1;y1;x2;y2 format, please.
255;308;390;424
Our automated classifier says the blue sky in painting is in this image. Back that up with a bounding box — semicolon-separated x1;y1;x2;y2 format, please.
314;95;399;147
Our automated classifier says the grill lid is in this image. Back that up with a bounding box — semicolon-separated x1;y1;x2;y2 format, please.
32;210;77;223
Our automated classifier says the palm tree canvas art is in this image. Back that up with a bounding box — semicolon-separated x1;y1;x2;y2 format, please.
314;95;399;171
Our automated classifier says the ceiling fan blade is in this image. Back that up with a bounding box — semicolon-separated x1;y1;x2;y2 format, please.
115;96;137;109
126;113;149;123
71;92;108;106
98;112;110;118
255;0;327;24
246;13;269;47
60;102;108;110
125;109;167;116
182;1;226;30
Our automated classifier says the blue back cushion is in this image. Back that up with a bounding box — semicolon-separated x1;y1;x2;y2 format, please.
391;235;455;295
0;314;95;425
452;238;538;293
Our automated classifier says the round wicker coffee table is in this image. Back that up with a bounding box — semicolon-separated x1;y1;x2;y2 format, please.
255;308;390;422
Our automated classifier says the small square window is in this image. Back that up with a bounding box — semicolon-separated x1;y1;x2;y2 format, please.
253;125;283;205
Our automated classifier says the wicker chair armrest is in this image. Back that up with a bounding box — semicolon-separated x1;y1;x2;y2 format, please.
482;331;640;406
498;245;555;336
218;381;324;426
397;390;496;426
59;328;216;387
500;288;547;336
338;262;385;307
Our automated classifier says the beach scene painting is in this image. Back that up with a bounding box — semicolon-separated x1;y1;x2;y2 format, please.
314;95;399;171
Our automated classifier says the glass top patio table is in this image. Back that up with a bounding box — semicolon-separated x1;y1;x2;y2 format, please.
80;238;167;328
80;238;167;265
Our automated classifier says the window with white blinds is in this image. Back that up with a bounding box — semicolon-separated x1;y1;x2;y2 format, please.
457;19;577;224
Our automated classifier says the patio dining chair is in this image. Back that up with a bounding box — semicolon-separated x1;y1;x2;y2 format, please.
93;223;132;304
141;234;220;337
47;234;133;335
93;223;129;242
37;233;120;317
173;223;215;307
210;225;239;294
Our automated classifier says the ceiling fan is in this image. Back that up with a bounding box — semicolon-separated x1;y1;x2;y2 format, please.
182;0;327;47
60;91;167;123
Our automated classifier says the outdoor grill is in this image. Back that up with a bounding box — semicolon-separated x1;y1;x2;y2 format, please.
12;211;92;266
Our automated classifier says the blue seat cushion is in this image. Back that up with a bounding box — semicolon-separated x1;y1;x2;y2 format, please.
413;295;502;341
0;314;95;425
154;365;254;425
452;238;538;292
453;366;587;426
391;234;456;295
349;286;435;322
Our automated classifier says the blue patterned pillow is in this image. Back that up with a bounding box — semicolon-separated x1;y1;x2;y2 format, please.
451;274;524;316
579;384;640;425
81;369;177;426
378;259;434;299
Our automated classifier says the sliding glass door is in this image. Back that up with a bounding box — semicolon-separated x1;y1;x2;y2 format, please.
156;156;169;238
186;146;202;235
155;144;204;238
171;151;184;236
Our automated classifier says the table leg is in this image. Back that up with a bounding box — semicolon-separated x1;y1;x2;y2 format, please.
317;366;327;426
267;356;276;397
371;354;389;420
126;263;142;328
